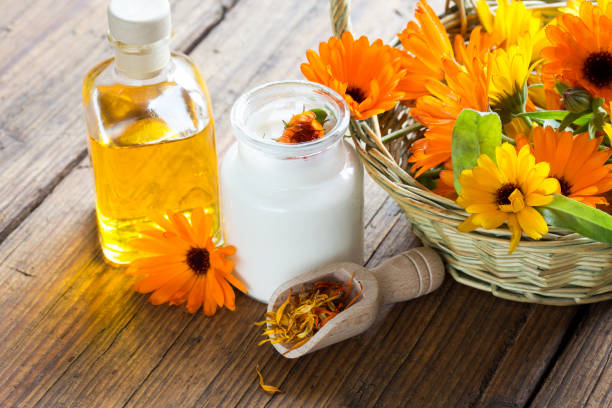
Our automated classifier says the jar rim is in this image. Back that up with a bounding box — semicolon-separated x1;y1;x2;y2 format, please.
230;80;350;157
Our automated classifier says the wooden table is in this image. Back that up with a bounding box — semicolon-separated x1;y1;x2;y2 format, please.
0;0;610;406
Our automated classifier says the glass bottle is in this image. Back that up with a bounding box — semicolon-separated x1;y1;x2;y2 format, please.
82;0;220;265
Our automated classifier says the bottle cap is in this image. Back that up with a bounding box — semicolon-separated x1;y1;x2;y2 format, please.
108;0;171;45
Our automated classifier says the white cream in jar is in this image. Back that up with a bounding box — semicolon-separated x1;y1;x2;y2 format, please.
220;80;364;303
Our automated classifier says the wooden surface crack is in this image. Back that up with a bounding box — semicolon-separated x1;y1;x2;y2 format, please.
0;149;87;246
524;306;588;408
71;309;144;403
120;315;197;408
475;304;535;404
10;267;34;277
369;282;457;408
184;0;240;55
33;307;143;407
585;348;612;406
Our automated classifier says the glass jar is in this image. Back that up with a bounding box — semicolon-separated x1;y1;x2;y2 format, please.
220;80;364;303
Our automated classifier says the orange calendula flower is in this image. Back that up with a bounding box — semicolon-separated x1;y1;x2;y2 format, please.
457;143;560;253
538;70;564;110
432;165;457;200
542;0;612;102
278;110;325;144
396;0;454;100
453;26;494;70
127;208;246;316
409;56;490;177
301;31;406;120
530;126;612;207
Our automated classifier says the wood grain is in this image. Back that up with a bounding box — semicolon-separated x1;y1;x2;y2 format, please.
530;303;612;408
476;305;579;408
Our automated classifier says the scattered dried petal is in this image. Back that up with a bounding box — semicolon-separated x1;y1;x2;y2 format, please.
256;366;283;394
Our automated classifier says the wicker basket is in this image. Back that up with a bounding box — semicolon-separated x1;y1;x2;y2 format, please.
328;0;612;305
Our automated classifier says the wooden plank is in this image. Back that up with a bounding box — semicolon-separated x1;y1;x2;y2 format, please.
477;305;579;408
0;0;238;243
367;287;531;407
530;303;612;408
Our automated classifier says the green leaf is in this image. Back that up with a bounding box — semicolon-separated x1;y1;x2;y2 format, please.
417;171;438;191
517;111;591;127
537;194;612;244
517;110;570;120
309;108;328;125
559;111;586;131
452;109;502;193
592;97;605;111
574;114;592;127
555;81;570;95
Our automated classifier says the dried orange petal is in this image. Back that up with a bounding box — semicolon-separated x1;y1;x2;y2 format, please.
256;366;283;394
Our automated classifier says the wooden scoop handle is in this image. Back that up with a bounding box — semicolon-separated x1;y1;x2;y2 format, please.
371;247;445;305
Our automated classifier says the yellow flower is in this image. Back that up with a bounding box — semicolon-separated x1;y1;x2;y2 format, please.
488;37;536;123
560;0;611;16
457;143;560;253
504;116;532;140
476;0;547;57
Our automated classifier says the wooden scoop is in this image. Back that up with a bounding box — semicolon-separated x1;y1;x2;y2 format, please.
266;247;445;358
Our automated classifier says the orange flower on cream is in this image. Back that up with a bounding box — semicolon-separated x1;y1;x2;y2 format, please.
278;111;325;144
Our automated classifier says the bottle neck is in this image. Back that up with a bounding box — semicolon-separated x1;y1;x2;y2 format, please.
110;35;171;78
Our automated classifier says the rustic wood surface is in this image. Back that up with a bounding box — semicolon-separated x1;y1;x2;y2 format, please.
0;0;609;407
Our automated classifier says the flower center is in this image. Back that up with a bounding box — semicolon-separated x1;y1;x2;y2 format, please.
496;183;519;205
558;176;572;196
186;247;210;275
346;86;367;103
582;51;612;88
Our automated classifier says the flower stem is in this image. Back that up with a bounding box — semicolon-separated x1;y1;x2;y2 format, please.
501;134;516;144
381;123;423;143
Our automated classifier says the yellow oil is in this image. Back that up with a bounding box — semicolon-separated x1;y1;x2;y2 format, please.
84;62;220;265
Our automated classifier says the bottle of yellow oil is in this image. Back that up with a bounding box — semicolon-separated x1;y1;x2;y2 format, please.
82;0;220;265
